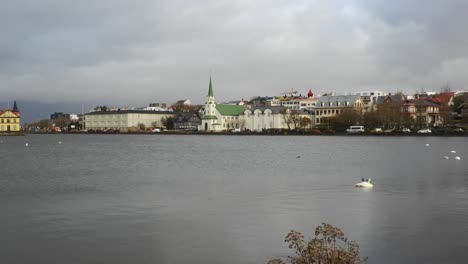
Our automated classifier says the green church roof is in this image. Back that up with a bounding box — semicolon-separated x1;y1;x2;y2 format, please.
216;104;245;116
208;77;214;97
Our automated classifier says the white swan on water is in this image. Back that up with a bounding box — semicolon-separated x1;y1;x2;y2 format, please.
356;178;373;188
455;157;461;160
450;150;456;153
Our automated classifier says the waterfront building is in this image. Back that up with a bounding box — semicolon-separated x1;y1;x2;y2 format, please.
401;99;442;127
173;112;201;131
85;109;174;132
277;90;319;110
239;106;310;131
240;106;287;131
0;101;21;133
314;95;364;125
199;78;245;131
355;91;388;112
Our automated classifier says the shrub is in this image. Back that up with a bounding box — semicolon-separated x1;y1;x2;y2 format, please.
268;223;366;264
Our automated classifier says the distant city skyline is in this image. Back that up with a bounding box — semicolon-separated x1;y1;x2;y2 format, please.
2;1;468;110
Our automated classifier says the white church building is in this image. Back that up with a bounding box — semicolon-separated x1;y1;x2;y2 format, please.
199;78;245;132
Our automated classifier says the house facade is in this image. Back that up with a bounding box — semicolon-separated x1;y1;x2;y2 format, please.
0;101;21;133
355;91;388;112
173;112;201;131
240;106;287;131
240;106;311;131
85;110;174;132
401;100;442;127
313;95;364;125
200;78;245;132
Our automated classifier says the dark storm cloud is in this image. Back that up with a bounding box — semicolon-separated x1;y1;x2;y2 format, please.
1;0;468;107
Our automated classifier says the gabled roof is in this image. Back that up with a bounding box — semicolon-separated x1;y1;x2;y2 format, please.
175;112;200;122
315;95;360;108
375;95;404;105
404;99;439;106
0;110;21;117
216;104;245;116
428;92;455;105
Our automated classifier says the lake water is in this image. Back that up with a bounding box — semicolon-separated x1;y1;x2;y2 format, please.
1;135;467;264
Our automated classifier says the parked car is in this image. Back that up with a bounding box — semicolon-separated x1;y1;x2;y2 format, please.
417;129;432;133
401;128;411;133
346;126;365;133
372;128;383;133
384;129;394;133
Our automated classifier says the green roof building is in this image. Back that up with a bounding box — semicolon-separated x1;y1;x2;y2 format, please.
200;76;245;132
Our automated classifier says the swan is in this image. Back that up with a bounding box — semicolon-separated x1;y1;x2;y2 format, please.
25;143;29;147
450;150;456;153
356;178;373;188
444;156;449;159
455;157;461;160
425;144;430;146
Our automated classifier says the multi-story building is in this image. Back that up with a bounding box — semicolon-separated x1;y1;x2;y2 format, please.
240;106;311;131
173;112;201;131
0;101;21;133
314;95;364;125
401;99;442;127
355;91;388;112
85;109;174;132
278;90;319;110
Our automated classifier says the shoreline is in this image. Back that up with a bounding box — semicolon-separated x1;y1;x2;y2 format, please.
19;131;468;137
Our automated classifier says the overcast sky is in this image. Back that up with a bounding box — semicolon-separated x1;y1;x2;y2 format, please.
2;0;468;107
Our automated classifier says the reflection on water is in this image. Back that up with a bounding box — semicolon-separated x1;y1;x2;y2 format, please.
0;135;467;264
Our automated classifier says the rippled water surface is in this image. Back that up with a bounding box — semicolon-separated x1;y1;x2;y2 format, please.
1;135;468;263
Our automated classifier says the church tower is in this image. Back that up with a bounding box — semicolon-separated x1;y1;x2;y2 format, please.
201;76;219;131
205;77;216;115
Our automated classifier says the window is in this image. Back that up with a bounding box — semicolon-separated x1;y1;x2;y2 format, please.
7;119;10;123
1;119;3;123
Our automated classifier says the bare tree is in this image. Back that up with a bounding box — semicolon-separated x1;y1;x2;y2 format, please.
268;223;366;264
54;117;69;129
298;116;311;130
281;109;302;130
281;109;293;130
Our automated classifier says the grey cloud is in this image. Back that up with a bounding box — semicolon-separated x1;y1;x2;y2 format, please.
1;0;468;108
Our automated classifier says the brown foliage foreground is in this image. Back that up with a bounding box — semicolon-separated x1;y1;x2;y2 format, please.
268;223;367;264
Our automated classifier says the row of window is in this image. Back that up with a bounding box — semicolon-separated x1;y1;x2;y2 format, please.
223;123;239;128
1;118;18;123
402;106;439;113
319;101;351;107
316;109;344;116
0;125;18;130
246;112;271;117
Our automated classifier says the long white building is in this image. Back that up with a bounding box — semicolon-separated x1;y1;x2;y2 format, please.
85;110;174;132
